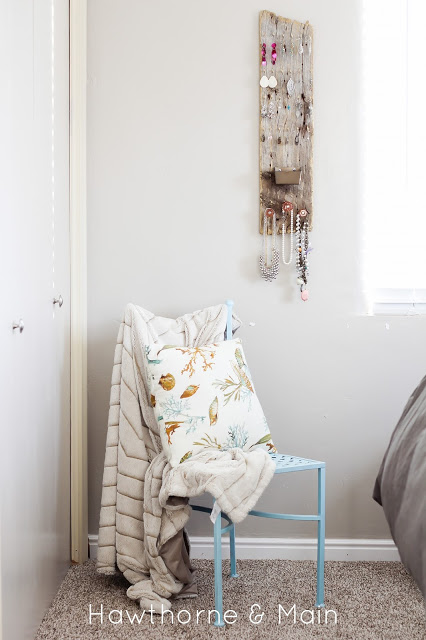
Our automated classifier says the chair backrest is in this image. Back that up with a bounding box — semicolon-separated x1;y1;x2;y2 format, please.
225;300;233;341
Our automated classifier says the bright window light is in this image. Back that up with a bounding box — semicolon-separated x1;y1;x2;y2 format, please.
361;0;426;313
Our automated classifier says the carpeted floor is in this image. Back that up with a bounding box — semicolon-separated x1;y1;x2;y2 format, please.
35;560;425;639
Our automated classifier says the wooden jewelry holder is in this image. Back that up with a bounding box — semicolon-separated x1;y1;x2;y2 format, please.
259;10;313;234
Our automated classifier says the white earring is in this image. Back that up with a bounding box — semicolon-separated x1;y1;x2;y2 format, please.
260;42;268;87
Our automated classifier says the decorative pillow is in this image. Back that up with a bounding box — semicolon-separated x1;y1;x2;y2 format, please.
145;338;276;467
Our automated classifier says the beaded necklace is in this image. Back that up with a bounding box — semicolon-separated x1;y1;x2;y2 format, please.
295;212;310;300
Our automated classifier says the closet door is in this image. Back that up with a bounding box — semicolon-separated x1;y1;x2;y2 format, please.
0;2;70;639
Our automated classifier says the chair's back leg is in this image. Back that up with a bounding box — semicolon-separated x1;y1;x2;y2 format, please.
229;524;238;577
315;467;326;607
213;506;225;627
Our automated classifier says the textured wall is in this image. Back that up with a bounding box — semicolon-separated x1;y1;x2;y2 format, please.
87;0;426;539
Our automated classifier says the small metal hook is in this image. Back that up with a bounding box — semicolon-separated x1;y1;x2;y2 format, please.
12;319;24;333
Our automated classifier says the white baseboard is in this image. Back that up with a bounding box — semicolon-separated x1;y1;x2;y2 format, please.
89;534;98;560
88;534;399;562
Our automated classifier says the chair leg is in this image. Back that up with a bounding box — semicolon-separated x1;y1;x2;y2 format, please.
213;507;225;627
229;524;238;577
316;466;326;608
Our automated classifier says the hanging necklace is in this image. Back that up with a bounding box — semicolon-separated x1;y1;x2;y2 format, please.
296;211;302;280
295;210;310;300
259;208;279;281
281;201;294;265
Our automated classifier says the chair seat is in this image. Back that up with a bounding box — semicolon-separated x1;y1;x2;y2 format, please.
270;452;325;473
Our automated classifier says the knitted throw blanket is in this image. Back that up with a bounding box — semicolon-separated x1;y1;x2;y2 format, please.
96;303;275;611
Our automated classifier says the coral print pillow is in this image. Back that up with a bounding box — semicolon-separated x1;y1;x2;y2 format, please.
145;338;276;467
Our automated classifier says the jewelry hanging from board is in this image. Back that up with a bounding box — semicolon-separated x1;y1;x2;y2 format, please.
259;208;280;281
268;73;278;89
281;201;294;265
260;42;278;89
260;42;269;117
295;209;311;301
269;43;278;88
260;42;269;88
258;12;314;300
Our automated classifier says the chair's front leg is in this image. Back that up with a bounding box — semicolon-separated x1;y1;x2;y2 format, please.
213;508;225;627
316;466;326;608
229;524;238;578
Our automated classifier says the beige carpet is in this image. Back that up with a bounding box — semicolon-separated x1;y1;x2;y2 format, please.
35;560;425;639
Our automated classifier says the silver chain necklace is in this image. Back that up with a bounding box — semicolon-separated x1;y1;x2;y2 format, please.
259;209;279;281
295;212;310;300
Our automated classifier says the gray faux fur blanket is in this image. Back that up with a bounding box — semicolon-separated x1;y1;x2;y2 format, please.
373;375;426;599
97;303;275;612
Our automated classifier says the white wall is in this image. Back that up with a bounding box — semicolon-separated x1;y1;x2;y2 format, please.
87;0;426;540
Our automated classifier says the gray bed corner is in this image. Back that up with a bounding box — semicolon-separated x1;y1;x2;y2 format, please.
373;375;426;599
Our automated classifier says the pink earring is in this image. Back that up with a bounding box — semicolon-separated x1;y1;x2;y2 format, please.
268;43;278;88
260;43;269;88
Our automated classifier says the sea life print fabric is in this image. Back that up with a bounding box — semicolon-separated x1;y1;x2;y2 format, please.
145;338;276;467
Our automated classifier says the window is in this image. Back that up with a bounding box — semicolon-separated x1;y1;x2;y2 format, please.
362;0;426;313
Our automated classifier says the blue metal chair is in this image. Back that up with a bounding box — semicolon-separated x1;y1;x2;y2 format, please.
191;301;326;627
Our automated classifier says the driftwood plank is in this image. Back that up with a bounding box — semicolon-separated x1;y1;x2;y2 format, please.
259;10;313;234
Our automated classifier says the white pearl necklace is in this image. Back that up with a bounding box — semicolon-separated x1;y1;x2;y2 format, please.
281;207;294;265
